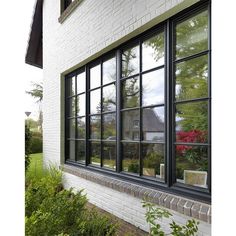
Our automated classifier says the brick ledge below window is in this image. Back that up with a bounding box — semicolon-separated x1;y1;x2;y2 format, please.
61;164;211;223
59;0;84;24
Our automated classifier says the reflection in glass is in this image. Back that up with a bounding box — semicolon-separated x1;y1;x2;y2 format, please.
175;145;208;188
90;89;101;114
122;76;139;108
102;84;116;112
103;142;116;169
142;107;164;142
175;55;208;101
77;94;85;116
103;113;116;140
122;110;139;140
122;143;139;174
68;76;76;96
68;119;76;138
90;141;100;165
90;115;101;139
176;10;208;59
122;45;139;77
90;64;101;89
142;69;164;106
68;97;76;117
76;72;86;94
103;57;116;85
77;117;86;139
69;141;75;161
142;32;164;71
76;141;85;163
175;101;208;143
142;143;164;179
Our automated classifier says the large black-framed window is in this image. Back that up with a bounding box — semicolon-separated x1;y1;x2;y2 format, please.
64;1;211;202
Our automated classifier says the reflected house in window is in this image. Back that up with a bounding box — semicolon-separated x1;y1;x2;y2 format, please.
25;0;211;235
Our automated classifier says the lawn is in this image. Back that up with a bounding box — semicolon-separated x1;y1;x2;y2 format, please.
26;153;43;180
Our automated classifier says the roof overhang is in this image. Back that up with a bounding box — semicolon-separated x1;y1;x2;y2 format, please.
25;0;43;68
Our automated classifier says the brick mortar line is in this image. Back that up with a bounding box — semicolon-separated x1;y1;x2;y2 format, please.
61;164;211;223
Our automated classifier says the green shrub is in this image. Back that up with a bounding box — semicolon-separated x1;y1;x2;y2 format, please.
31;132;42;153
25;124;32;171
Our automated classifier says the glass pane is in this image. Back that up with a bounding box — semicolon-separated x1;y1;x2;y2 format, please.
76;141;85;163
103;142;116;169
69;140;75;161
90;115;101;139
103;57;116;85
122;110;140;141
176;10;208;59
176;145;208;188
68;97;76;117
122;143;139;174
90;141;101;165
142;107;164;142
103;113;116;140
77;94;85;116
122;45;139;77
67;76;76;96
142;32;164;71
76;71;86;94
142;143;165;179
142;69;164;106
122;76;139;108
90;89;101;114
175;55;208;101
175;101;208;143
77;117;86;139
90;64;101;89
68;119;76;138
102;84;116;112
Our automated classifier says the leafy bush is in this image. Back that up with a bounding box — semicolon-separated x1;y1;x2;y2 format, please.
31;131;42;153
25;124;32;171
142;200;199;236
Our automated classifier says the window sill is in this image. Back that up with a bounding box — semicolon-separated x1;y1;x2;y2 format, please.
59;0;84;24
61;164;211;223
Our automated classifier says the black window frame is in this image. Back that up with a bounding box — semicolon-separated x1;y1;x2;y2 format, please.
64;0;211;203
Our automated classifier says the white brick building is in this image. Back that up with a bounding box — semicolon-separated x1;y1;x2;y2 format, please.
26;0;211;235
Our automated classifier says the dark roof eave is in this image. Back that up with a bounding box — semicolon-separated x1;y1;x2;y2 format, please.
25;0;43;69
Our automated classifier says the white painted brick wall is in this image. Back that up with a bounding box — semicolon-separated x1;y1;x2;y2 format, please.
42;0;210;235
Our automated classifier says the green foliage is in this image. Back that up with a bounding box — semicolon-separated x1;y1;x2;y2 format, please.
142;200;199;236
127;162;139;173
31;132;43;153
25;124;32;171
143;151;163;174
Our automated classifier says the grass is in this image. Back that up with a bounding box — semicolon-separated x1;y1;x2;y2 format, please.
26;153;43;180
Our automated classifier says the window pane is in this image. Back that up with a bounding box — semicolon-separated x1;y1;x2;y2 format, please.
67;76;76;96
90;64;101;89
103;142;116;169
103;113;116;140
142;32;164;71
122;76;139;108
103;57;116;85
68;97;76;117
142;69;164;106
122;45;139;77
90;89;101;114
175;101;208;143
122;143;139;174
77;94;85;116
122;110;140;141
90;115;101;139
142;143;165;179
175;55;208;101
68;140;75;161
68;119;76;138
90;141;101;165
76;141;85;163
142;107;164;142
176;10;208;59
175;145;208;188
102;84;116;112
77;117;86;139
77;71;86;94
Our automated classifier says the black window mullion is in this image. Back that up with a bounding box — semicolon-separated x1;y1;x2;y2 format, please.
85;65;90;166
75;74;78;162
100;62;103;168
139;39;142;177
